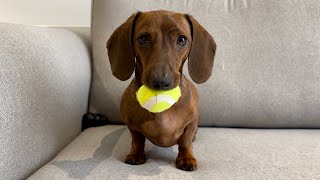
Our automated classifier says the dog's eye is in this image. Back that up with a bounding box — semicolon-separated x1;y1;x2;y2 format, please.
138;35;149;46
177;35;187;47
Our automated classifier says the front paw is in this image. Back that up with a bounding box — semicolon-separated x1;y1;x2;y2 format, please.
125;154;146;165
176;157;197;171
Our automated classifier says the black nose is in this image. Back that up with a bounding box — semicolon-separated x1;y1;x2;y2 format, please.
150;73;173;90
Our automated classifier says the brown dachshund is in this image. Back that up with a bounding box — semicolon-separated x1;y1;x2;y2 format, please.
107;10;216;171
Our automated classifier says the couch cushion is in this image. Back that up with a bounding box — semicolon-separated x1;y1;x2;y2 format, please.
29;125;320;179
89;0;320;127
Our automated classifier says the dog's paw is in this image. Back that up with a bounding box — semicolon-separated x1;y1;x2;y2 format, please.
125;154;146;165
176;157;197;171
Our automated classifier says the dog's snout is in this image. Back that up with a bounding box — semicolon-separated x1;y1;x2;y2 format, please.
150;73;173;90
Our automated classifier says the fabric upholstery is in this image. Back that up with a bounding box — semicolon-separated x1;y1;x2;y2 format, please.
90;0;320;127
29;125;320;180
0;23;91;180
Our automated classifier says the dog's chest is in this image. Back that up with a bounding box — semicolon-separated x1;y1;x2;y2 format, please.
143;114;177;133
139;113;185;147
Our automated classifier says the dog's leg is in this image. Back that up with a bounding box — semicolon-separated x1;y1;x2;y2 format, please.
192;120;199;142
176;120;198;171
192;129;197;142
125;129;146;165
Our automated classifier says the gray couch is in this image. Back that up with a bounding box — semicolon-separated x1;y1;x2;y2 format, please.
1;0;320;179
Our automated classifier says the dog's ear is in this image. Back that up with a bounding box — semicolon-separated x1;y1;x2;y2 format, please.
107;12;140;81
185;15;216;84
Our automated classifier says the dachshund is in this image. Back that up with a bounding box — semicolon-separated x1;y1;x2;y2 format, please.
107;10;216;171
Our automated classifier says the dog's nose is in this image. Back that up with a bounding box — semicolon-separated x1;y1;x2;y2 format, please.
150;73;173;90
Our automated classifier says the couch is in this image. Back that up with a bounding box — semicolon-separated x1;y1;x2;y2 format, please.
1;0;319;179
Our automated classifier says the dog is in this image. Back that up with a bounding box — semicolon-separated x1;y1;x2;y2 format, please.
107;10;216;171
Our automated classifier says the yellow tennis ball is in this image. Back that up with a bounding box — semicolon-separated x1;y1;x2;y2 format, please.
136;85;181;113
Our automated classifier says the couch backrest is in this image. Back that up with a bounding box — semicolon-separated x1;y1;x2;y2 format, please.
90;0;320;128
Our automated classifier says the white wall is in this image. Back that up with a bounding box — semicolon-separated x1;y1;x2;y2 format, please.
0;0;91;27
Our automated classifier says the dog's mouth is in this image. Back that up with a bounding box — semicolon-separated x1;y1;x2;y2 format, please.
149;80;172;91
149;72;174;90
144;83;172;91
141;69;181;91
145;78;182;91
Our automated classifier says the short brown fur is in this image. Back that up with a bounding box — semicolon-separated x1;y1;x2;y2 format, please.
107;10;216;171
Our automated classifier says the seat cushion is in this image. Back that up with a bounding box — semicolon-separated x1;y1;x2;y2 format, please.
29;125;320;179
89;0;320;127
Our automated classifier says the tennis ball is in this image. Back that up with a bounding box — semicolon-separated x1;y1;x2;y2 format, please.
136;85;181;113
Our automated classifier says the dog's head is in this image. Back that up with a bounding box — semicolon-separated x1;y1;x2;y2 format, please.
107;10;216;90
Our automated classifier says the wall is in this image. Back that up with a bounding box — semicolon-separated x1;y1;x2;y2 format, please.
0;0;91;26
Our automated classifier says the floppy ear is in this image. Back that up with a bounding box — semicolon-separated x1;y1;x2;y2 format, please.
107;13;140;81
186;15;216;84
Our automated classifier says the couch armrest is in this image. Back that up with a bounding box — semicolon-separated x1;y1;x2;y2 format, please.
0;23;91;180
